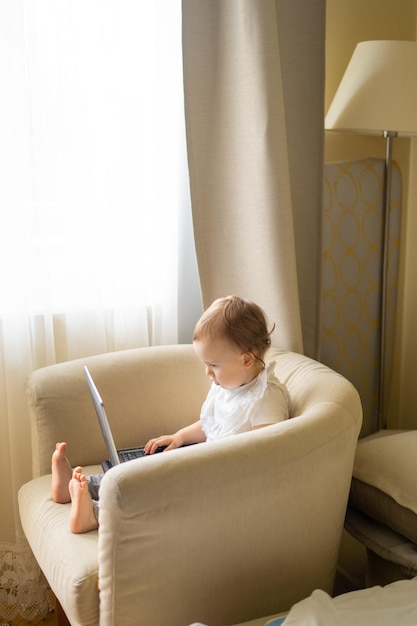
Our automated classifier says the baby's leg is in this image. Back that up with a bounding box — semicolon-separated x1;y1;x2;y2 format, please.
51;442;72;504
69;467;99;534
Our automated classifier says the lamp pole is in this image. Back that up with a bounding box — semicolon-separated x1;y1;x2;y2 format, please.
378;130;397;430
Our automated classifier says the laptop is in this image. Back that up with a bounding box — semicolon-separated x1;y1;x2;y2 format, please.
84;365;165;472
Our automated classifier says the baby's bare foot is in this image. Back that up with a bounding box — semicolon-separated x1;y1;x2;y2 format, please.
69;469;98;534
51;442;72;503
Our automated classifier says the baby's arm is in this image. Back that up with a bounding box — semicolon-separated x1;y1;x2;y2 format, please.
144;420;206;454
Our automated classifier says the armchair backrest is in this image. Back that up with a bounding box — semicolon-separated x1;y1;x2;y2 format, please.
26;344;210;476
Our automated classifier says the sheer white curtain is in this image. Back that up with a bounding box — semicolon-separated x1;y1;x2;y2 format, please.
0;1;188;619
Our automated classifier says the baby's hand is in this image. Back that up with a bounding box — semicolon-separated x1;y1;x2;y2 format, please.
144;434;184;454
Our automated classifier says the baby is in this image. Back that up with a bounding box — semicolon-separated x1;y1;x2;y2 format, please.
52;295;290;532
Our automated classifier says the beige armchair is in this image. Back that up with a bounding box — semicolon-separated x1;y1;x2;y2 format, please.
18;344;362;626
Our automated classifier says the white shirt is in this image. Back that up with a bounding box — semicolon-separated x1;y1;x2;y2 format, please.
200;361;290;442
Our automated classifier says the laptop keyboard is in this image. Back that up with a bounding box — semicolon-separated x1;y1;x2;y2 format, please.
119;448;146;461
118;445;167;462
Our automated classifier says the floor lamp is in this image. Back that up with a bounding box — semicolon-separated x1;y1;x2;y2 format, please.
325;40;417;431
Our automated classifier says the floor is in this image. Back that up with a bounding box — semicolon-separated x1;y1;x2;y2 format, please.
1;611;57;626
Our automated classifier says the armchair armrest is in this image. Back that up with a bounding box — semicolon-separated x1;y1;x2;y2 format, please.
98;394;360;625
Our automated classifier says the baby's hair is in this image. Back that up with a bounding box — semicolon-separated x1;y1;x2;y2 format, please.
193;295;275;364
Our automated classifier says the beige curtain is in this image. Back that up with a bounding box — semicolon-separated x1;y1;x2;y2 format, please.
182;0;325;357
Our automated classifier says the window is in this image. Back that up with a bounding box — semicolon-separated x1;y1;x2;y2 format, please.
0;0;187;341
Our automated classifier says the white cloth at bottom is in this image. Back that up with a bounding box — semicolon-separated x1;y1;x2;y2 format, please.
282;577;417;625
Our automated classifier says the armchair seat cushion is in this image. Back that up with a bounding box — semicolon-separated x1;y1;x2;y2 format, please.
19;467;102;626
349;430;417;544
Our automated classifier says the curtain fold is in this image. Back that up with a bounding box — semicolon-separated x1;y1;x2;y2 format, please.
182;0;325;357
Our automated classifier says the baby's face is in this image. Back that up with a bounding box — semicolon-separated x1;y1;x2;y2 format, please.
193;337;256;389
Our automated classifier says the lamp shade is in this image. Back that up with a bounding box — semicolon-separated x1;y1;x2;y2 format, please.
325;40;417;136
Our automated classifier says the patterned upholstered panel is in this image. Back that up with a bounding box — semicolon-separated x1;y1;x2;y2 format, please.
321;158;401;435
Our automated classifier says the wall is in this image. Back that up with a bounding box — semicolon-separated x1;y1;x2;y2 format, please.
325;0;417;428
